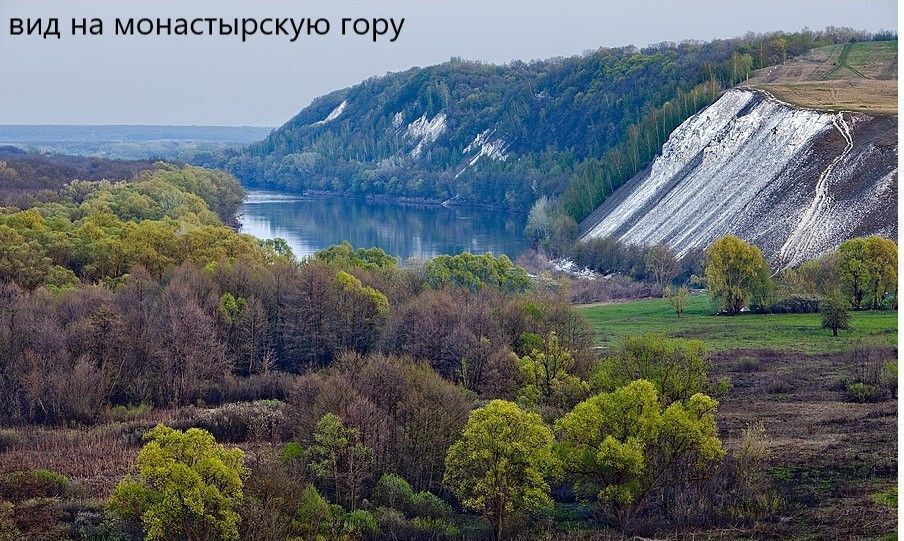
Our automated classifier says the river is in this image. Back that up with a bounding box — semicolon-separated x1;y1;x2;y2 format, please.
238;190;530;260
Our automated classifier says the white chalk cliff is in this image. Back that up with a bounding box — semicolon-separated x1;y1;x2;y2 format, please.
581;88;897;268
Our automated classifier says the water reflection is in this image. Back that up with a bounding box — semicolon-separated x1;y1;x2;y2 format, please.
239;191;529;260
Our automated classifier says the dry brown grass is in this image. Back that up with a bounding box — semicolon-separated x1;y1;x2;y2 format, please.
746;41;897;115
0;425;136;497
0;408;199;497
755;79;897;115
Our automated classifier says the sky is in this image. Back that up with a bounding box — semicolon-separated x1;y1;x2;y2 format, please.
0;0;897;126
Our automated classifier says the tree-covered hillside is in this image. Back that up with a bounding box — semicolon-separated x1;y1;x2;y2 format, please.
226;28;892;219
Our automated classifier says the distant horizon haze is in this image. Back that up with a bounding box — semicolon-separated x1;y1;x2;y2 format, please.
1;0;896;126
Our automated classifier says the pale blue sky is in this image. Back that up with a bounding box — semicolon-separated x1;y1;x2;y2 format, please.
0;0;896;126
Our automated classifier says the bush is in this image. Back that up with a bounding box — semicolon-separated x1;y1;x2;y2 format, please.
732;355;761;373
768;295;820;314
843;354;895;402
0;469;73;502
726;422;782;521
845;381;881;403
106;404;153;423
0;429;22;453
194;400;285;442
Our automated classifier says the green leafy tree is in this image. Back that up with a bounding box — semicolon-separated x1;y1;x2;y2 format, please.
424;253;530;293
863;236;897;309
108;425;246;541
592;334;715;404
306;413;374;510
838;237;871;309
259;237;295;263
315;242;397;271
705;236;771;315
292;484;378;541
821;292;851;337
0;224;51;290
554;380;724;527
516;332;589;413
333;271;389;353
443;400;558;541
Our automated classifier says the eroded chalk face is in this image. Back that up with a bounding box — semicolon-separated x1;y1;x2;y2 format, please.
581;88;898;269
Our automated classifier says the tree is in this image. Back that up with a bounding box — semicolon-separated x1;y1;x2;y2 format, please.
864;236;897;309
108;425;246;541
838;237;897;310
663;285;689;317
424;253;530;293
705;236;771;315
305;413;374;510
516;331;589;413
554;380;724;528
821;292;851;337
315;241;397;271
0;224;50;290
644;244;679;286
524;196;552;247
333;270;389;354
444;400;559;541
838;238;870;309
591;334;714;405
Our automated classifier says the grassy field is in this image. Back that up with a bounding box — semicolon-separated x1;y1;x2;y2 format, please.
747;40;897;114
579;294;897;353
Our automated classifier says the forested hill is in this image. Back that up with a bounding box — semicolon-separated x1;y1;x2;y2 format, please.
224;28;892;218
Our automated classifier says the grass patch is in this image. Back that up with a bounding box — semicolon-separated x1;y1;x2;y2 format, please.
579;294;897;353
874;487;898;509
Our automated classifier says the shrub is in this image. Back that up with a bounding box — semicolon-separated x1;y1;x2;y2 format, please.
292;484;377;541
733;355;761;373
768;295;820;314
372;474;416;514
664;285;690;317
194;400;285;443
767;380;795;395
726;422;782;521
845;382;880;403
0;429;22;453
106;404;154;423
843;354;896;402
0;469;73;502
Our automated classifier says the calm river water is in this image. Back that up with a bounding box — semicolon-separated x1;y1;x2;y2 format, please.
239;191;529;260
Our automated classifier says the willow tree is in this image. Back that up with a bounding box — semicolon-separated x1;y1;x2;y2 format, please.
705;235;771;314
